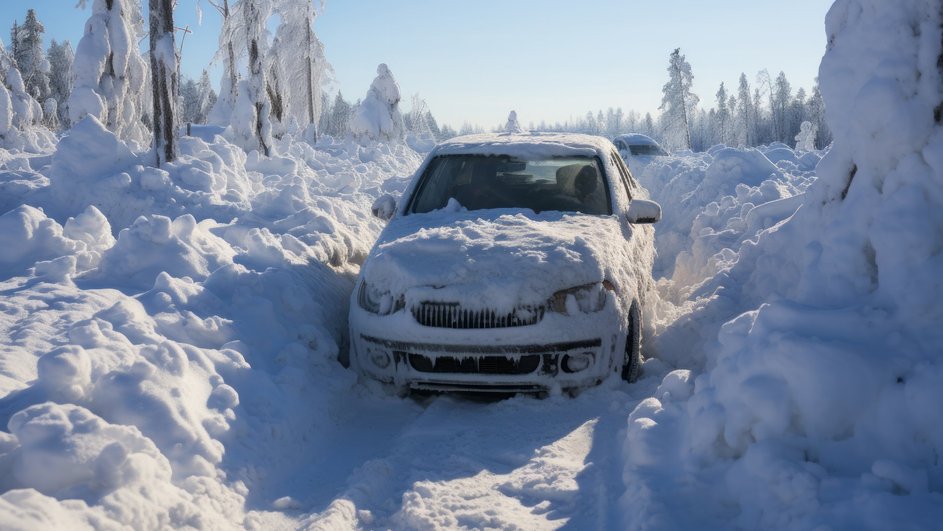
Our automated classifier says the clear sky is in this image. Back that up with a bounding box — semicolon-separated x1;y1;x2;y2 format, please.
1;0;832;129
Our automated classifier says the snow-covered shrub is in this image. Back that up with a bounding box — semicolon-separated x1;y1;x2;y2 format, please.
349;63;405;143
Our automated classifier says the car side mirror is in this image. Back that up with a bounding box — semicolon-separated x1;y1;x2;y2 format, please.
371;194;397;221
626;199;661;224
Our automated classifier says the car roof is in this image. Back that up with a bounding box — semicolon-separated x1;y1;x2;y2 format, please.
432;132;615;159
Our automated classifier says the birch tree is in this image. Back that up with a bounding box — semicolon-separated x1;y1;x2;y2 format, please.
149;0;178;166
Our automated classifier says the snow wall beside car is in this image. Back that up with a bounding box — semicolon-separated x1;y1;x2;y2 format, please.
621;1;943;529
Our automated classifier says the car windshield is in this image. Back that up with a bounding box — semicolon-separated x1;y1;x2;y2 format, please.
628;144;668;156
408;155;611;215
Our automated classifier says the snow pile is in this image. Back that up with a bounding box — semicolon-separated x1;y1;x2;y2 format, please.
349;64;405;143
634;145;815;291
0;123;422;528
622;1;943;528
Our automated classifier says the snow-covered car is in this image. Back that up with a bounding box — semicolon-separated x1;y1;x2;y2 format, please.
348;133;662;394
613;133;669;157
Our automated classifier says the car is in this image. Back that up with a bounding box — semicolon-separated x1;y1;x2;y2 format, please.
612;133;669;157
348;132;662;394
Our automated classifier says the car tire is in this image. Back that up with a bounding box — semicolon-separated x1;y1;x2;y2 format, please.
621;301;642;383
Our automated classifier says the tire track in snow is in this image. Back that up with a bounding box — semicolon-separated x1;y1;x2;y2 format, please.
298;372;663;530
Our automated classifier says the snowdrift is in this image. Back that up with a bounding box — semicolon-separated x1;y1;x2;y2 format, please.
622;1;943;529
0;122;421;528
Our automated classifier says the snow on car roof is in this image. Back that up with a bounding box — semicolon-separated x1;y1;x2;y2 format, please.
433;132;614;158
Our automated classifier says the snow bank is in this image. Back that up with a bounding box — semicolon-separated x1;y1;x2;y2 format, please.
622;1;943;528
0;117;422;528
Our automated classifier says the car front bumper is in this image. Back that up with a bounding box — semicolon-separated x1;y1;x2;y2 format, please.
349;304;626;393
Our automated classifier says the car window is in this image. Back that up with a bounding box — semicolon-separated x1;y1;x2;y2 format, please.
407;155;612;215
629;144;668;156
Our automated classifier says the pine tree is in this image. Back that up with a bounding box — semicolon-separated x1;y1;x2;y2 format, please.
47;40;73;128
735;73;754;146
329;91;351;137
14;10;50;102
771;71;792;143
197;70;216;124
659;48;698;150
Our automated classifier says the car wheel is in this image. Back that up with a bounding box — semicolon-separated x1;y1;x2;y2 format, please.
621;300;642;383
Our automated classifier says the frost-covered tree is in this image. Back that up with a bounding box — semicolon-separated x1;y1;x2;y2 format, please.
0;41;17;138
13;10;50;102
771;71;792;143
47;40;73;128
206;0;238;125
149;0;178;166
659;48;698;150
70;0;149;144
794;120;816;151
180;76;201;124
5;63;44;129
349;63;404;143
806;82;830;148
222;0;274;154
271;0;330;139
197;70;216;124
328;91;351;137
715;82;732;145
735;73;754;146
505;110;524;133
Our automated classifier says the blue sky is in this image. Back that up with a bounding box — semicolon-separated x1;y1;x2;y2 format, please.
2;0;831;129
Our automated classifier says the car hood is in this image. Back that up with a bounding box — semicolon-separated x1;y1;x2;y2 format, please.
361;209;637;311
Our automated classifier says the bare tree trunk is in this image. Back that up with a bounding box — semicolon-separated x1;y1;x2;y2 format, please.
149;0;177;166
304;4;317;140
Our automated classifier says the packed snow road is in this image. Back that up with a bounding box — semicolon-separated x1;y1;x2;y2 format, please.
263;376;662;530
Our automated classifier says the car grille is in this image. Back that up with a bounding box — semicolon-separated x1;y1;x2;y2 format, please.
407;354;541;375
411;302;545;329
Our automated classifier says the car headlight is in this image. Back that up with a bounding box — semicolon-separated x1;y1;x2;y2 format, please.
358;281;404;315
548;282;613;315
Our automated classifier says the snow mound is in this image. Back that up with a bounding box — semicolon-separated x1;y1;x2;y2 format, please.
622;1;943;528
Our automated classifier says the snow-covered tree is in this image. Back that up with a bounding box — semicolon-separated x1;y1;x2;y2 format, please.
197;70;216;124
270;0;331;140
70;0;149;145
734;73;754;146
349;63;404;143
223;0;274;154
659;48;698;150
505;110;524;133
148;0;178;166
806;82;830;148
47;40;73;128
12;10;50;103
5;64;44;129
180;77;201;124
771;71;792;143
206;0;238;125
794;120;816;151
328;91;351;137
715;82;732;145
